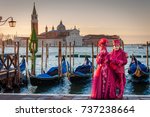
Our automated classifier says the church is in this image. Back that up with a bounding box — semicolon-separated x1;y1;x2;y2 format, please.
31;3;83;47
14;3;120;47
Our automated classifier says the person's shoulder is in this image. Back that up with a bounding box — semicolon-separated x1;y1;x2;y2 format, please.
120;49;128;57
119;49;126;53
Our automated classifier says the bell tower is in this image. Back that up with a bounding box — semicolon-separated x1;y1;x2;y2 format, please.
31;2;38;35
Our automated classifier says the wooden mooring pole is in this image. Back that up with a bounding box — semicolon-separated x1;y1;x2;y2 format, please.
69;42;72;72
14;42;16;54
92;43;94;76
146;41;149;70
97;41;98;55
58;41;62;77
2;41;4;59
14;42;17;84
6;49;10;88
45;43;49;70
26;38;29;79
73;41;75;69
26;38;29;63
41;41;44;73
65;42;67;58
16;42;20;85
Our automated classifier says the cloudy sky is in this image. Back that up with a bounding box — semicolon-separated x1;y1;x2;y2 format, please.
0;0;150;44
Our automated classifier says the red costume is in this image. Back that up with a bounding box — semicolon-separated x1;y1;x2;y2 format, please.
110;39;127;99
91;38;116;99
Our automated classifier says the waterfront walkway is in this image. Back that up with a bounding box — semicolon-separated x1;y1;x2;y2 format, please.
0;94;150;100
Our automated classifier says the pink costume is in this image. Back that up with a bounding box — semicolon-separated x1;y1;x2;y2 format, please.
110;39;127;99
91;38;116;99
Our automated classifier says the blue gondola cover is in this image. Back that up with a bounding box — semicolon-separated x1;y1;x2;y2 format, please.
20;58;26;72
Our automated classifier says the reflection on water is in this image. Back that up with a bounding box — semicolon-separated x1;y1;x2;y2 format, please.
1;74;150;95
125;73;150;95
131;82;150;95
19;75;150;95
69;81;91;94
125;80;150;95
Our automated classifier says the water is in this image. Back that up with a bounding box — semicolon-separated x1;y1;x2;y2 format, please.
1;45;150;95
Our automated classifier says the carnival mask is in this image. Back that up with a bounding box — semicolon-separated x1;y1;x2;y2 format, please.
113;45;120;50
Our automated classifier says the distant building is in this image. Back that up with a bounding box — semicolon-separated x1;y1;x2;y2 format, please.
38;21;69;46
82;34;121;46
38;38;63;47
15;37;29;47
65;26;82;46
0;34;15;46
39;21;83;46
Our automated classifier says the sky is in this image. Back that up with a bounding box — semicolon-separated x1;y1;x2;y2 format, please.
0;0;150;44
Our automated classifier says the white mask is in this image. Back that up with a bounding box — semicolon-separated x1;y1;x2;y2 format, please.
113;45;120;50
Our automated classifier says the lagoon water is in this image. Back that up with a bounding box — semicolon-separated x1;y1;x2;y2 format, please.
1;45;150;95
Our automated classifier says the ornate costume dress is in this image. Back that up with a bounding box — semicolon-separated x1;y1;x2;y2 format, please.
91;47;116;99
110;49;127;98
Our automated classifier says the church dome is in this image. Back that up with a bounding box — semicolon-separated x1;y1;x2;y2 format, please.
57;20;66;31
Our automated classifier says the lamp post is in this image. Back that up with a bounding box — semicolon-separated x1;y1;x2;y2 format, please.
0;16;16;71
0;16;16;27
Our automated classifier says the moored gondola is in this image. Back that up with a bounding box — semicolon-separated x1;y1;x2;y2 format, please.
68;57;92;84
30;57;69;86
30;70;61;86
128;55;149;82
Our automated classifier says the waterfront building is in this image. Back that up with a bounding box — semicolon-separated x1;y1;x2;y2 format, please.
65;26;82;46
14;36;29;47
39;21;82;46
82;34;121;46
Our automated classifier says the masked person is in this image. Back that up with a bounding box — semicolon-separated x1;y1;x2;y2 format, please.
110;39;128;99
91;38;116;99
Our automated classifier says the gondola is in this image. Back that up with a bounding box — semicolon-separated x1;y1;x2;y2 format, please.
128;55;149;82
30;57;69;86
68;57;92;84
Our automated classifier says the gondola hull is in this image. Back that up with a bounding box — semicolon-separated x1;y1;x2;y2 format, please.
68;72;92;84
129;68;149;82
30;74;62;86
129;75;149;83
29;58;68;86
